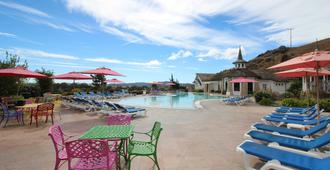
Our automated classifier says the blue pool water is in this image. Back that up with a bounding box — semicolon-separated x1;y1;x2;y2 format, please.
118;92;224;109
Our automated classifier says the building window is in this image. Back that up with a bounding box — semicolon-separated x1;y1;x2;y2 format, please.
234;83;240;91
262;84;267;90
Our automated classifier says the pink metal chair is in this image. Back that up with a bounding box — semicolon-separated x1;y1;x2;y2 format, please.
65;139;118;170
48;124;74;170
106;114;132;125
107;114;132;158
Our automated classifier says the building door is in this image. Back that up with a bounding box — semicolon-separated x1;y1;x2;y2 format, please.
248;82;253;95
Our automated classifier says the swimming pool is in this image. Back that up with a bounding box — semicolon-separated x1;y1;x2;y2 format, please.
118;92;224;109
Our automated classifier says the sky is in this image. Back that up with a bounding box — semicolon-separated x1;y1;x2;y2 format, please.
0;0;329;83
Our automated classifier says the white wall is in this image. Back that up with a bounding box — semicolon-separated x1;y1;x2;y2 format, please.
258;80;291;94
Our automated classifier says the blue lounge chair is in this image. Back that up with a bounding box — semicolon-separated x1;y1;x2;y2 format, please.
263;115;330;126
275;106;309;114
268;108;320;121
246;130;330;151
252;121;329;138
104;102;146;116
271;105;316;117
237;141;330;170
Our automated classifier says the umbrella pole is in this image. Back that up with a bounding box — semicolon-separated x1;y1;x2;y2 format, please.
16;78;21;96
316;66;320;123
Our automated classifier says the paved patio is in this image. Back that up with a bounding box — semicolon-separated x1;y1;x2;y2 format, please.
0;100;273;170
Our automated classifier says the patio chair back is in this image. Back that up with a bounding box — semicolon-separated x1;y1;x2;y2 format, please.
48;124;66;157
65;139;113;170
0;102;10;115
107;114;131;125
36;103;54;116
151;121;163;145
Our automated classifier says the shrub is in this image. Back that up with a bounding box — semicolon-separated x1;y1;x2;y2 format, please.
254;91;272;103
281;98;329;112
287;79;302;97
259;98;273;106
281;92;295;98
320;99;330;112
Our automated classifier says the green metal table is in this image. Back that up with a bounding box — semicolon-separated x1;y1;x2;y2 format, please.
80;125;134;169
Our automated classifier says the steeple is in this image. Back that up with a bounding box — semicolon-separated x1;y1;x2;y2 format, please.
237;46;243;60
233;46;247;69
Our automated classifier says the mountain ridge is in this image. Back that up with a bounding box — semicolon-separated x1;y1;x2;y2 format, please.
246;38;330;69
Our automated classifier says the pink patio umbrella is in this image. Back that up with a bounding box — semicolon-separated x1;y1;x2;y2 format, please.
81;67;124;92
147;81;163;85
229;77;258;96
275;68;330;78
230;77;258;83
269;50;330;120
105;78;124;84
51;72;92;83
0;66;48;78
0;66;48;94
81;67;124;76
165;82;176;86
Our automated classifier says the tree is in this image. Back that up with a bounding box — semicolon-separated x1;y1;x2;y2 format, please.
0;52;27;96
91;74;106;91
36;68;54;95
287;78;302;98
169;73;180;90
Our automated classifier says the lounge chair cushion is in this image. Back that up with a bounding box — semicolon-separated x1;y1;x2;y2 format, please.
240;141;330;170
254;121;328;138
263;116;330;125
248;130;330;151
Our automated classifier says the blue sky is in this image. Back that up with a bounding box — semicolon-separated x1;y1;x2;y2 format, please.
0;0;329;83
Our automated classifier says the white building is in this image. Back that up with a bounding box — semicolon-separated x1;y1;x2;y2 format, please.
194;47;292;96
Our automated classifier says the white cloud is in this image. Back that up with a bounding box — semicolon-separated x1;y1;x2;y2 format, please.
30;62;93;69
3;48;79;60
196;47;244;60
27;17;75;32
0;32;17;38
220;0;330;45
168;50;193;60
85;58;162;68
65;0;259;51
0;1;50;18
85;58;123;64
66;0;330;50
101;25;143;43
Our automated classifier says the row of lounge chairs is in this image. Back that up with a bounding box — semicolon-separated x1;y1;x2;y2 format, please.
62;97;146;117
73;91;130;100
223;96;251;105
237;105;330;170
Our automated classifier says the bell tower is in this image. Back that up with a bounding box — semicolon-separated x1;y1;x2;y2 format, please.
233;46;247;69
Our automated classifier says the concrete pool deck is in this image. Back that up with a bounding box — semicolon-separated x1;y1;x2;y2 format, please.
0;100;274;170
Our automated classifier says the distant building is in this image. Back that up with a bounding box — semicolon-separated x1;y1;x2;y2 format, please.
302;74;330;94
194;47;292;96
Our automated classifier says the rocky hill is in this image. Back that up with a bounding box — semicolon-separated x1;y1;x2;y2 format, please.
246;38;330;69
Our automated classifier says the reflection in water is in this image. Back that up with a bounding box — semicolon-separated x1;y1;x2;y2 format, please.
119;92;223;109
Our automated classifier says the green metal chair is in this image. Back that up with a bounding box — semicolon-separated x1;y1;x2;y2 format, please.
127;121;162;170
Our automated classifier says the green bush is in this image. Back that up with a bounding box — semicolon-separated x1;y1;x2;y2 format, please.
320;99;330;112
282;98;330;112
259;98;273;106
281;92;295;98
254;91;272;103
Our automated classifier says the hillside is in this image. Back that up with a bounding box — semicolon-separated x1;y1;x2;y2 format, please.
246;38;330;69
